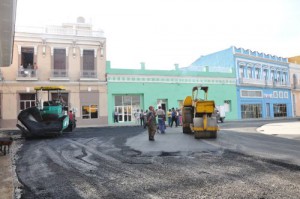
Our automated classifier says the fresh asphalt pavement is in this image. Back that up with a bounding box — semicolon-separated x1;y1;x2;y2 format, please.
2;119;300;198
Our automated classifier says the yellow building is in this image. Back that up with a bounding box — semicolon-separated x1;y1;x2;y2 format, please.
289;56;300;117
0;17;108;128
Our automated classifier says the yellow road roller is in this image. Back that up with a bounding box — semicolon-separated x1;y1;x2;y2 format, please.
182;86;219;139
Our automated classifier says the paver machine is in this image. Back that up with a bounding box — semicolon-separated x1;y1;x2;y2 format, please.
16;86;76;137
182;86;219;139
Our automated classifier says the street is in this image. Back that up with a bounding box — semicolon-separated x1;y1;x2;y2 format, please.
12;120;300;199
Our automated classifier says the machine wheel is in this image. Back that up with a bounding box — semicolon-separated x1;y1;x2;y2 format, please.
182;107;193;123
183;126;192;134
210;131;217;138
182;107;193;134
194;131;217;139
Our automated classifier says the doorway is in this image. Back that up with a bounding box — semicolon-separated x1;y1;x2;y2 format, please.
157;99;168;112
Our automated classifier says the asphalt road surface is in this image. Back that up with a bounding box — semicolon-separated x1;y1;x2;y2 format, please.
12;121;300;199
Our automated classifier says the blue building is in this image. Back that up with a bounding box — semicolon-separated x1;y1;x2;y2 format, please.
186;46;292;119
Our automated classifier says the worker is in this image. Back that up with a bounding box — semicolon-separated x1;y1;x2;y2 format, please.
68;110;74;121
146;106;157;141
156;106;166;133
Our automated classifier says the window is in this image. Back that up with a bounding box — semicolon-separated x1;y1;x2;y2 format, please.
21;47;34;69
293;74;298;88
82;105;98;119
273;91;278;98
282;72;287;84
83;50;95;70
279;91;283;98
239;66;244;78
51;93;69;109
284;92;288;99
263;69;268;80
240;90;263;98
255;68;260;79
54;49;66;70
247;67;252;78
241;104;262;119
20;93;36;111
270;70;275;81
276;71;281;82
273;104;287;117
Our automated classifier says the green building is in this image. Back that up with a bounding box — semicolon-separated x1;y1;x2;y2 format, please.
106;62;238;124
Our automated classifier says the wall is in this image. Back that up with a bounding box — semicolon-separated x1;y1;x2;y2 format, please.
107;65;238;124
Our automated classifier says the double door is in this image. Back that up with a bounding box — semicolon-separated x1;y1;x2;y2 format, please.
116;106;132;122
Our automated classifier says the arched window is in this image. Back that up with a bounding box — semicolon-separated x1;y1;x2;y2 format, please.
255;68;261;79
270;70;275;81
247;67;252;78
276;71;281;82
282;72;287;84
239;66;244;78
263;69;268;80
293;74;298;88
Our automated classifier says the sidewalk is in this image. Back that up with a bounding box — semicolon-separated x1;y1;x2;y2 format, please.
0;133;14;199
257;121;300;140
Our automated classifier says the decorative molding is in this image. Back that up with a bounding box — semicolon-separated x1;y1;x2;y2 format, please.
107;75;236;85
80;48;97;57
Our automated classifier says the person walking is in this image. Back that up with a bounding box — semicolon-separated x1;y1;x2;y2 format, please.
170;108;178;127
143;110;148;129
114;109;119;123
146;106;157;141
140;109;144;127
167;109;172;127
134;109;140;125
156;106;166;133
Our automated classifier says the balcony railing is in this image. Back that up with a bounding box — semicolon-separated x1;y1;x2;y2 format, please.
16;26;104;38
50;69;68;78
16;69;38;80
80;70;97;79
239;78;266;85
239;77;290;88
291;84;300;90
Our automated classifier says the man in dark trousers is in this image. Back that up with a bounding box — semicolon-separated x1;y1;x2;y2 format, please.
146;106;157;141
170;107;178;127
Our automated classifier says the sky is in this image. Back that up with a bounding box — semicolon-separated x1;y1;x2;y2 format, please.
16;0;300;69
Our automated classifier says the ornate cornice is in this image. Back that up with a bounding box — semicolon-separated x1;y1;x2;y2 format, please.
107;74;236;85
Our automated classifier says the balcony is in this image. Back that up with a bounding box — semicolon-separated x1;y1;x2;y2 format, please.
50;69;69;81
16;69;38;81
16;26;104;38
291;84;300;90
239;77;290;88
80;70;98;81
239;78;266;86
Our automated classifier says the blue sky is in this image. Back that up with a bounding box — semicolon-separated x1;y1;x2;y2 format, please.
16;0;300;69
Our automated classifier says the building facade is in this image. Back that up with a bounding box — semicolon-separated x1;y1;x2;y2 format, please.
0;0;17;67
0;18;108;128
106;62;238;125
289;56;300;117
189;46;292;119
